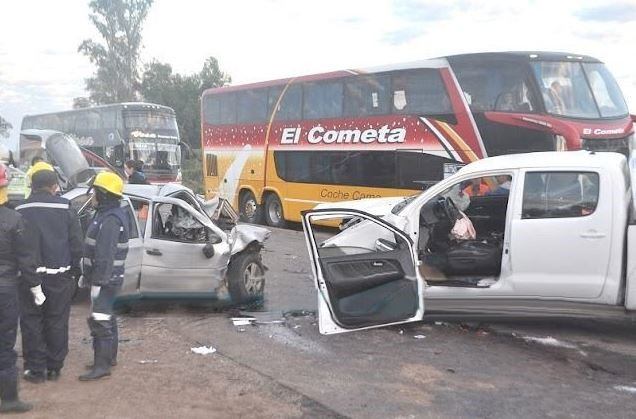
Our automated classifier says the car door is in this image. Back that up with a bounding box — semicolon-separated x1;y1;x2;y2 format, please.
302;209;424;335
509;169;611;298
140;196;230;295
119;198;143;297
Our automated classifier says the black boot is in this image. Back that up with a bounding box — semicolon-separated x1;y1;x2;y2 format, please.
79;338;112;381
0;373;33;413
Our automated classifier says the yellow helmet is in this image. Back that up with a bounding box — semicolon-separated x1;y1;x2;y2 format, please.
29;162;54;176
93;171;124;197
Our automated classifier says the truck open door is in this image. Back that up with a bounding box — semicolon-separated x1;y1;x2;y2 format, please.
301;209;424;335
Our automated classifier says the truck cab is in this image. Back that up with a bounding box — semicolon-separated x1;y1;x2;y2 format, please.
302;151;636;334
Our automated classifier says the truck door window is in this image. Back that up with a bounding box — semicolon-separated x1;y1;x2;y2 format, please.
522;172;599;219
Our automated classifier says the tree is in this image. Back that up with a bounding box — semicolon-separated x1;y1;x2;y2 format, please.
72;97;94;109
0;115;12;139
140;57;230;148
79;0;154;104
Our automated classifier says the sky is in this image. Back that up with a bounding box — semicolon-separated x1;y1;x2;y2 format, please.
1;0;635;150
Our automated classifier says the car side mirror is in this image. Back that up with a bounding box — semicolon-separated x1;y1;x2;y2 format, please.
202;243;215;258
375;238;397;252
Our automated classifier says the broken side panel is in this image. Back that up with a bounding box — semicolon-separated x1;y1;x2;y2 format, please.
302;209;424;334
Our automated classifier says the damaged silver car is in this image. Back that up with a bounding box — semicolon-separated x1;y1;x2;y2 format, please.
18;129;271;305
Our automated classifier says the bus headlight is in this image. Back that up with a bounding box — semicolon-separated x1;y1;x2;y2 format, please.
555;135;567;151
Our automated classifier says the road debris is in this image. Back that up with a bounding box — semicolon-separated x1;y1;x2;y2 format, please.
191;346;217;355
613;385;636;394
232;317;256;326
413;335;426;339
138;360;158;364
522;336;578;349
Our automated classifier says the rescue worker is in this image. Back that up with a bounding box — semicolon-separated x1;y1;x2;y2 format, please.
124;160;149;185
24;159;50;199
0;163;39;413
15;164;83;383
79;172;129;381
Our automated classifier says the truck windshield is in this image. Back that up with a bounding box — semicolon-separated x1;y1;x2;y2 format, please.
532;61;628;119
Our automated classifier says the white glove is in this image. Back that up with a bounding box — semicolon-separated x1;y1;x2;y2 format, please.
90;285;101;300
77;275;87;289
30;285;46;306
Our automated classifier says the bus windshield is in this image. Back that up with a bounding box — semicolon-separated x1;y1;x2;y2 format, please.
124;110;180;171
532;61;628;119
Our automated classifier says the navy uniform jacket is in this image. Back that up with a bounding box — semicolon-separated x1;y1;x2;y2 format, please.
15;192;83;277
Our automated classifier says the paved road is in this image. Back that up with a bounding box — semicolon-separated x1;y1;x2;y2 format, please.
16;226;636;418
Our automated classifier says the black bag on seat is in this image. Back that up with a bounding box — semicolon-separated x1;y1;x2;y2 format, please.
443;240;502;276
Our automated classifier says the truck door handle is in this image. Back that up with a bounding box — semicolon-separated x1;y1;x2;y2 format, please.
146;249;162;256
580;231;606;239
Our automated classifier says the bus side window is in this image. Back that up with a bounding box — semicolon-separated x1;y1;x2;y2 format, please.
219;93;237;124
268;85;302;121
203;95;221;125
303;81;343;120
344;75;390;117
237;89;268;123
391;69;452;115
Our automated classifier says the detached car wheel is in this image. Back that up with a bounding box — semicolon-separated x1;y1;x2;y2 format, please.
228;251;266;304
264;194;287;228
240;191;262;224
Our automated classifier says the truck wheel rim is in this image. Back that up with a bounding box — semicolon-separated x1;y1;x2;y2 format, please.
244;262;264;295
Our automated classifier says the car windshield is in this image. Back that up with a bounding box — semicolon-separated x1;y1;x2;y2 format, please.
532;61;628;119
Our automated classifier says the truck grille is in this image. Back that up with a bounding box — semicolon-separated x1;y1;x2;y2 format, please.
581;137;630;156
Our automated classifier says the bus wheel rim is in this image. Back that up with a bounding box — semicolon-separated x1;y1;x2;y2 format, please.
268;200;282;224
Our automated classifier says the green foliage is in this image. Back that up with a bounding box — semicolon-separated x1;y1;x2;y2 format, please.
140;56;230;148
79;0;154;104
0;115;12;139
181;149;204;194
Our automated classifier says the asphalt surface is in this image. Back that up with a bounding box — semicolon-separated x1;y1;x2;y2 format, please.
15;225;636;418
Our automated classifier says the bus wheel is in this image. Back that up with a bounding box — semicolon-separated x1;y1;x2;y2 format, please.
264;193;287;228
239;191;262;224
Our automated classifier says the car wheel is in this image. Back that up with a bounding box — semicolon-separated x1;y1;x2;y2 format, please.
239;191;262;224
264;193;286;228
228;251;266;304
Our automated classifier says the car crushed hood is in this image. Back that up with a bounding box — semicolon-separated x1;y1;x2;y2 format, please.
230;224;271;255
314;196;405;216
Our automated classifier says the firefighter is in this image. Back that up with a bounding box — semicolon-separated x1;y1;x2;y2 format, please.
79;172;129;381
0;163;39;413
15;164;83;383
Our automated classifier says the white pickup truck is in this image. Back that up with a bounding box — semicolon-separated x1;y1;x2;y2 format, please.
302;151;636;334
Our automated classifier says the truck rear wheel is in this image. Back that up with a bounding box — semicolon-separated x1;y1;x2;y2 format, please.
264;193;287;228
239;191;262;224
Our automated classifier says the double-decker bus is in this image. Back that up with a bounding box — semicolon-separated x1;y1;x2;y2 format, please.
21;102;183;183
446;52;633;156
200;52;633;227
